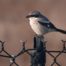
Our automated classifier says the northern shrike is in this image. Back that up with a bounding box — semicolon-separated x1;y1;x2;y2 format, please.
26;11;66;37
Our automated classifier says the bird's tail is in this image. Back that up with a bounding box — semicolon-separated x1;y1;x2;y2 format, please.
55;28;66;34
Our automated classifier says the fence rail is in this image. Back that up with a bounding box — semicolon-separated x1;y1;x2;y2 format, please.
0;36;66;66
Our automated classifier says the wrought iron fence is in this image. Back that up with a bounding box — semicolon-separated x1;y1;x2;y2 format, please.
0;36;66;66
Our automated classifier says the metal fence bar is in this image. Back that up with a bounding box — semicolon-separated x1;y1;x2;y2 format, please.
0;36;66;66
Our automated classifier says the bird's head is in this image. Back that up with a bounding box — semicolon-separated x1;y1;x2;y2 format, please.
26;11;43;21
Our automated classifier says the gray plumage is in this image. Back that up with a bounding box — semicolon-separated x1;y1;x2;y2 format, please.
26;11;66;36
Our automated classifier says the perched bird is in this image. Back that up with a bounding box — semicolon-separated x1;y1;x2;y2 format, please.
26;11;66;37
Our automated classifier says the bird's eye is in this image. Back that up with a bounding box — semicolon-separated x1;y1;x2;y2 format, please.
34;15;40;17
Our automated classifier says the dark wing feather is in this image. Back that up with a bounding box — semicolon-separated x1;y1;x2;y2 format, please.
38;21;66;34
38;21;56;29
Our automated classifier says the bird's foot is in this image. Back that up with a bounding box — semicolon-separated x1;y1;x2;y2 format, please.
34;34;44;42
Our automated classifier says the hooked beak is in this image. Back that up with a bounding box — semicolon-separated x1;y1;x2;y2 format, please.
26;15;33;18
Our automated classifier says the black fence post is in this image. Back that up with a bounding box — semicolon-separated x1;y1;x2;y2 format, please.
33;36;46;66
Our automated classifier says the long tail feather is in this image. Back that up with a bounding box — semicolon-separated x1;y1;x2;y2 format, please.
55;28;66;34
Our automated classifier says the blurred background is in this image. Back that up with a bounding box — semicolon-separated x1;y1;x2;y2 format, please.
0;0;66;66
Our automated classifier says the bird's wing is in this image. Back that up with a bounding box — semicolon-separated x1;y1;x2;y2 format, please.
38;21;66;34
38;20;56;29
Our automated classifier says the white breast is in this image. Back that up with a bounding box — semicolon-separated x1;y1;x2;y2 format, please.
29;17;48;35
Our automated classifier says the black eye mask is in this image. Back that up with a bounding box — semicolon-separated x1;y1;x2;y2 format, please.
26;15;40;18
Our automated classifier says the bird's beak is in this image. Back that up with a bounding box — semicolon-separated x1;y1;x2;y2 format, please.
26;15;32;18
